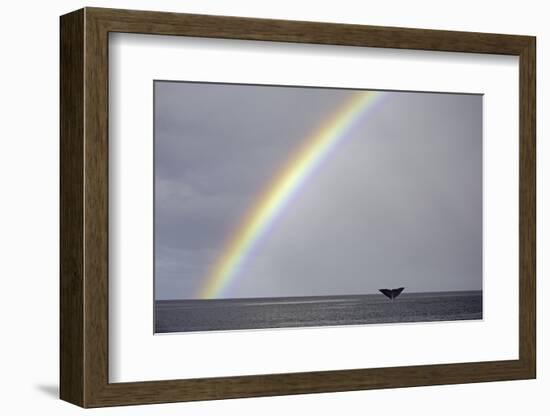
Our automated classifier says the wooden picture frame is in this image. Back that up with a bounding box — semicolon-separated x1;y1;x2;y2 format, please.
60;7;536;408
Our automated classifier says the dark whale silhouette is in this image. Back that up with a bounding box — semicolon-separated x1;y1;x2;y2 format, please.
379;287;405;300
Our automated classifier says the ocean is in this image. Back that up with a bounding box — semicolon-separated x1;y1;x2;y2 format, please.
155;291;482;333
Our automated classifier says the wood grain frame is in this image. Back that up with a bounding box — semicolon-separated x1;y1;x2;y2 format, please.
60;7;536;408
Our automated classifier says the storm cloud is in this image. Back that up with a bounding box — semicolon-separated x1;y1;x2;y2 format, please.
154;81;482;300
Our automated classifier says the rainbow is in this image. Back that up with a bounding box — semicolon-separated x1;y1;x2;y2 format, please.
199;90;386;298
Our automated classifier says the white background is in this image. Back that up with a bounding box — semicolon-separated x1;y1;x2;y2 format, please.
110;34;519;382
0;0;546;414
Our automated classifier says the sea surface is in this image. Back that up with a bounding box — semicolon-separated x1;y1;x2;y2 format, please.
155;291;482;333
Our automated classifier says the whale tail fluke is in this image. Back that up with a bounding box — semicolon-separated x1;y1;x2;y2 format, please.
379;287;405;300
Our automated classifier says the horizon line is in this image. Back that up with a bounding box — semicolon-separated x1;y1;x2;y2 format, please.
156;289;483;302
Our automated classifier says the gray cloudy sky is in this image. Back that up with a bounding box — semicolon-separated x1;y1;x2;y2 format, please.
154;81;482;300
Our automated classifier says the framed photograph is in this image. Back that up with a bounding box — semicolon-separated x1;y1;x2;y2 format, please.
60;7;536;407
